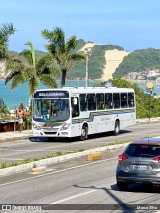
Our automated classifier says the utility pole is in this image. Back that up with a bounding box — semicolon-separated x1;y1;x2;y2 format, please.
146;81;154;122
84;47;92;88
85;54;89;87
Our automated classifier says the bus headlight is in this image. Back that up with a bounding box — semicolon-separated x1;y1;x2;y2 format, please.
60;122;70;130
32;123;41;130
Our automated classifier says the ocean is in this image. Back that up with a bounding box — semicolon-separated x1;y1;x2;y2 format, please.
0;80;160;110
0;79;101;110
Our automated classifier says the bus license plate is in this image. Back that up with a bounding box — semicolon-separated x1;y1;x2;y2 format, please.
133;165;146;170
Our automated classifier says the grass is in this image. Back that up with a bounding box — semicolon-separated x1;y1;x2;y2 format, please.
0;140;130;169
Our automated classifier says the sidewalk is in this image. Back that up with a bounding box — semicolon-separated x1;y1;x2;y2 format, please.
136;117;160;124
0;130;32;142
0;117;160;143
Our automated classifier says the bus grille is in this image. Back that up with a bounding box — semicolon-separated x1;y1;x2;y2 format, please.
44;132;57;135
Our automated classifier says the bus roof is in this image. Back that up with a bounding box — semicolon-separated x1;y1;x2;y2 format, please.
34;86;134;94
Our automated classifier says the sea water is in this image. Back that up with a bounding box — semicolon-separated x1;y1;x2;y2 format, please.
0;80;100;110
0;80;160;110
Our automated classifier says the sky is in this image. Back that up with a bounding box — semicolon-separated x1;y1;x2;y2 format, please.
0;0;160;53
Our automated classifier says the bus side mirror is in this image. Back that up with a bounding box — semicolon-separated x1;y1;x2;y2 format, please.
72;97;79;117
74;97;77;105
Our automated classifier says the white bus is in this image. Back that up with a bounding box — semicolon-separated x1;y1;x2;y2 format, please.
32;86;136;140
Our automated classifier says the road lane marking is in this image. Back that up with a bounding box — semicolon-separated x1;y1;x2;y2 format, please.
51;190;96;204
0;157;118;187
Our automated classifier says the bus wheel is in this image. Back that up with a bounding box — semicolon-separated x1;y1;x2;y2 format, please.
80;126;88;141
113;121;120;135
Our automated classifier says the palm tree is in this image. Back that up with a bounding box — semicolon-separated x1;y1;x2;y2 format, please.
5;41;60;96
0;23;16;60
42;27;85;87
0;104;10;119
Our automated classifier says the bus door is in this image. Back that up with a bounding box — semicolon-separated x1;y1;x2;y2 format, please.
71;97;81;137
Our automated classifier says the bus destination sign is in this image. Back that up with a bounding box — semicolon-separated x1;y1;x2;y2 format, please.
34;91;69;98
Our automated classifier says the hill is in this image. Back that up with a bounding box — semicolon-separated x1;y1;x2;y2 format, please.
1;41;160;81
67;41;125;80
113;48;160;79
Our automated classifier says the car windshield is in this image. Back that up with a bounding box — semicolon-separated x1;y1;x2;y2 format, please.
33;99;70;122
124;144;160;158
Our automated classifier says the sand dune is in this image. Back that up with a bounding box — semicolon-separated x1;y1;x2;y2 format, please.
79;43;129;80
101;49;129;81
79;42;96;52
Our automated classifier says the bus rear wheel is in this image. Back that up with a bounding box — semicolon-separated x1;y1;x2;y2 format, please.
113;120;120;135
80;126;88;141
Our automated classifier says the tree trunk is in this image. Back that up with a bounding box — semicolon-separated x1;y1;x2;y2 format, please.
61;69;67;87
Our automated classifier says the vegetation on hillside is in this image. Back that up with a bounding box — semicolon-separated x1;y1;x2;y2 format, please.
68;43;124;79
113;48;160;78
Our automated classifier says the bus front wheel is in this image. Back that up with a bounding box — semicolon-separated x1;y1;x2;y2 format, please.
113;121;120;135
80;126;88;141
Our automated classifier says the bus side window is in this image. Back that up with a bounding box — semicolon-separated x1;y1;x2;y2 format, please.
96;93;104;110
80;94;87;111
128;93;134;107
121;93;127;108
87;94;96;111
113;93;120;108
105;93;113;109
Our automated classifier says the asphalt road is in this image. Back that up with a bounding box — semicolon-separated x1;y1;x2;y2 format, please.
1;122;160;164
1;147;160;213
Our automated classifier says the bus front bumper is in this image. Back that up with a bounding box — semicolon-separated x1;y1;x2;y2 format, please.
32;129;70;137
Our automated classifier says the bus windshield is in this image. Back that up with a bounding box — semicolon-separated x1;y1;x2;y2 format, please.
33;99;70;122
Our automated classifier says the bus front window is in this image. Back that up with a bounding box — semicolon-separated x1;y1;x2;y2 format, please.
33;99;70;122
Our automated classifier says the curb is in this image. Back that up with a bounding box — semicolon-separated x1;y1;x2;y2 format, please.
0;142;129;176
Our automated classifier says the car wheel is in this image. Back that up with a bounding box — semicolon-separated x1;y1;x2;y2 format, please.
113;121;120;135
117;181;128;191
80;126;88;141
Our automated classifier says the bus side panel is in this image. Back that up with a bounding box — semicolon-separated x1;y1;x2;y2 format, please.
70;122;82;137
88;113;113;134
118;110;136;129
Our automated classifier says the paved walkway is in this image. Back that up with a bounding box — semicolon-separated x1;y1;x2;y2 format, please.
0;117;160;142
0;130;32;142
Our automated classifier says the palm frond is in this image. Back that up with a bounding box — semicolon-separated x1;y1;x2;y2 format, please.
5;70;22;85
0;23;15;37
10;75;25;91
56;53;73;70
22;67;36;80
71;53;86;61
66;36;78;52
0;23;16;52
25;41;36;67
42;27;65;54
41;29;53;41
20;50;33;65
0;103;10;116
39;74;57;88
5;52;27;74
36;53;60;77
28;77;39;96
36;53;54;68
